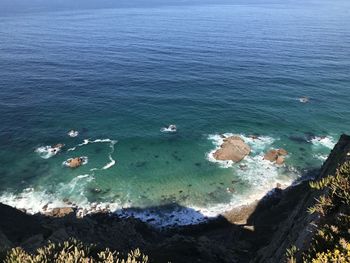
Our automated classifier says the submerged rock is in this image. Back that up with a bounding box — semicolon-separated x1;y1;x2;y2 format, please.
213;136;251;162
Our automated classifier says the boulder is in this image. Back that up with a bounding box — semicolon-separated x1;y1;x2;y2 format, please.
276;156;285;165
264;149;288;164
263;150;279;162
213;136;250;162
67;157;82;168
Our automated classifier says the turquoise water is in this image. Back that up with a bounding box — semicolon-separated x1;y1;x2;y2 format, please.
0;1;350;226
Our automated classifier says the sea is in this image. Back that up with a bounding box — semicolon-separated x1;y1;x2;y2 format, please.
0;0;349;227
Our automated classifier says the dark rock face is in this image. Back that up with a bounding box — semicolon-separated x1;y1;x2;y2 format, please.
0;203;45;245
254;134;350;262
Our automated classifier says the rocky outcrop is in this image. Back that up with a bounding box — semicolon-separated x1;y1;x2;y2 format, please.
263;148;288;164
213;136;251;162
66;157;83;168
44;207;74;217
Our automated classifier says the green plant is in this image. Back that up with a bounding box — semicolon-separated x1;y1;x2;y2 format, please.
4;239;149;263
288;161;350;263
286;245;298;263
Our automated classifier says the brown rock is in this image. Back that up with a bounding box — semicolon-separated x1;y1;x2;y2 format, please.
276;156;285;165
67;157;82;168
45;207;74;217
213;136;251;162
277;148;288;156
263;150;279;162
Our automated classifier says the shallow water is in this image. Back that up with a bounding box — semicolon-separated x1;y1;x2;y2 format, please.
0;0;350;226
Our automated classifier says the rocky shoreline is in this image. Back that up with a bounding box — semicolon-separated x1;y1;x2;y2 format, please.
1;134;349;262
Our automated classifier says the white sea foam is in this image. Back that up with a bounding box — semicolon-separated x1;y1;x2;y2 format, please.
67;138;117;170
35;145;61;159
206;133;276;168
0;182;123;219
309;136;336;149
199;132;297;228
2;134;297;227
68;130;79;137
102;140;117;170
0;174;95;214
0;166;293;228
113;177;293;228
313;153;328;161
75;138;116;147
102;160;116;170
67;147;76;152
298;97;309;103
160;125;177;133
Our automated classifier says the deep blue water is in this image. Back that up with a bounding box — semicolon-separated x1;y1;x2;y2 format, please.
0;1;349;226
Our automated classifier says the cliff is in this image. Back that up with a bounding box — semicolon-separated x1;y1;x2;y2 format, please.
1;134;350;262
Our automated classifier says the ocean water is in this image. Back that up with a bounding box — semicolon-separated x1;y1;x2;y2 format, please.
0;1;350;226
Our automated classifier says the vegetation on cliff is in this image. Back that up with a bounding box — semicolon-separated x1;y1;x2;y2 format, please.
287;161;350;262
3;239;148;263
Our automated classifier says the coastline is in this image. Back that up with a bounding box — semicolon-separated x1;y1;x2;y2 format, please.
0;134;349;263
0;133;335;228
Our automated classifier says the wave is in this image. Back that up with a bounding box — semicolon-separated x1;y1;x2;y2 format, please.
160;125;177;133
0;167;294;228
309;136;336;149
68;130;79;138
102;140;117;170
313;153;328;161
0;174;94;214
69;138;117;170
35;145;61;159
3;134;298;227
67;147;76;152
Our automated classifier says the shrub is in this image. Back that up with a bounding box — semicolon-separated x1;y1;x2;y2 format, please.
286;161;350;263
4;239;149;263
